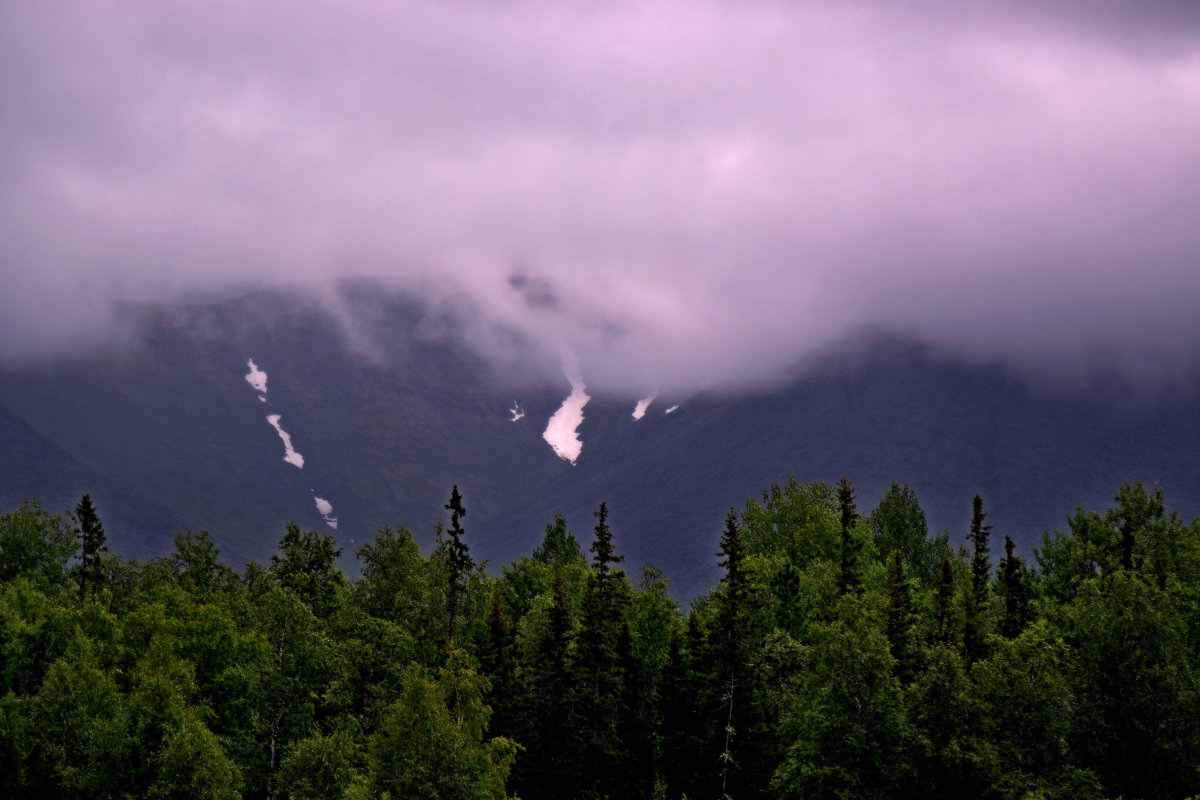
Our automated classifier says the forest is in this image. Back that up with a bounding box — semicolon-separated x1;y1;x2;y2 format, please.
0;478;1198;800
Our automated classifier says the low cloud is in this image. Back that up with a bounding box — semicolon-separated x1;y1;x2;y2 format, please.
2;0;1198;391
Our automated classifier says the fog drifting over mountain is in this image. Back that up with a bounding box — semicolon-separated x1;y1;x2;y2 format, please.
3;0;1199;392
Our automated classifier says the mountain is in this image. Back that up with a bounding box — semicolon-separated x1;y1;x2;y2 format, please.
3;283;1199;599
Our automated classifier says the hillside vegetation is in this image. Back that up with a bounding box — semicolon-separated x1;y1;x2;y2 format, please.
1;478;1198;799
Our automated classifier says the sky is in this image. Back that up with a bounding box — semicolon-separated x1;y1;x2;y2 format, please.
3;0;1199;392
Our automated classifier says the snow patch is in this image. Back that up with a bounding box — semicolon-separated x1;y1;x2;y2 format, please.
245;359;268;401
543;363;589;464
632;396;655;420
665;404;680;414
509;402;526;422
314;496;338;530
266;415;305;468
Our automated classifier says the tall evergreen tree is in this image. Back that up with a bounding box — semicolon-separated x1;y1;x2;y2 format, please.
715;509;750;799
442;485;474;646
589;502;623;582
965;495;993;661
837;476;863;595
934;557;961;648
882;551;916;684
516;568;581;800
576;502;630;799
998;535;1033;640
74;493;107;601
968;495;992;605
476;589;518;742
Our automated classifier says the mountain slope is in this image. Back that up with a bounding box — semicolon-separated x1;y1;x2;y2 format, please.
3;286;1198;599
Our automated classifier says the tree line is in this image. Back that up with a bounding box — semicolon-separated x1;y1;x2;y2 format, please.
0;478;1198;799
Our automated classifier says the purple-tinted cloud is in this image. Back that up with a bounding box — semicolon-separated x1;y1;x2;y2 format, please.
2;0;1198;391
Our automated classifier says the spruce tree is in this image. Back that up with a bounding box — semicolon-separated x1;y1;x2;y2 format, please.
969;494;992;605
515;568;579;800
934;557;961;647
965;495;993;661
442;485;474;646
477;588;517;740
661;616;709;800
837;476;862;595
576;502;630;799
715;509;749;799
74;493;107;601
998;535;1032;639
589;501;623;582
882;551;916;684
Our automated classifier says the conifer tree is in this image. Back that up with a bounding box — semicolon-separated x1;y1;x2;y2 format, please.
934;557;961;647
969;494;992;605
837;476;862;595
589;501;623;582
715;509;749;799
576;502;630;799
442;485;474;646
965;495;993;661
74;493;107;601
661;615;710;800
477;588;517;740
882;551;916;684
517;568;580;800
997;535;1032;639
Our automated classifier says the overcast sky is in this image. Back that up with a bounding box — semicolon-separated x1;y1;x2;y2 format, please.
3;0;1199;391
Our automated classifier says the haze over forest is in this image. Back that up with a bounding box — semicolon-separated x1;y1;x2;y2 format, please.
3;0;1200;394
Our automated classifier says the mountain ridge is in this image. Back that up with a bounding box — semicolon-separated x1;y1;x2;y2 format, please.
3;284;1198;599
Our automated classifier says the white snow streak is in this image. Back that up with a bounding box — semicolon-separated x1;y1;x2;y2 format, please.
266;414;305;468
245;358;268;401
510;401;526;422
665;404;680;414
543;364;589;464
632;396;655;420
314;496;338;529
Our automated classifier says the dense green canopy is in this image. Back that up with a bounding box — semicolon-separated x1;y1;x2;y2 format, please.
1;479;1198;799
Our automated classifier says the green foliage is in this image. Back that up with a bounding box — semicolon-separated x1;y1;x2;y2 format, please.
148;708;242;800
772;598;916;799
369;665;515;800
0;499;76;589
532;512;586;566
169;530;235;596
1064;571;1200;799
741;478;841;567
965;495;994;662
837;475;864;595
277;728;360;800
440;485;476;647
882;551;917;684
73;493;107;602
269;522;345;618
1;477;1198;800
575;503;633;799
871;482;948;587
25;631;130;798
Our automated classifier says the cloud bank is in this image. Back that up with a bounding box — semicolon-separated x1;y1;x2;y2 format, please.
2;0;1199;391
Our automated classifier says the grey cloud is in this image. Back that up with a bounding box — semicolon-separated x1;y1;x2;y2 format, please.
1;0;1198;391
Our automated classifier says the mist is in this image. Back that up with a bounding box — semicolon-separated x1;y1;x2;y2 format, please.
3;0;1199;393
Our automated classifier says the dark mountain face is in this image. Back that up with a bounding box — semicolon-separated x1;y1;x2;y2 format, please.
3;284;1199;599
